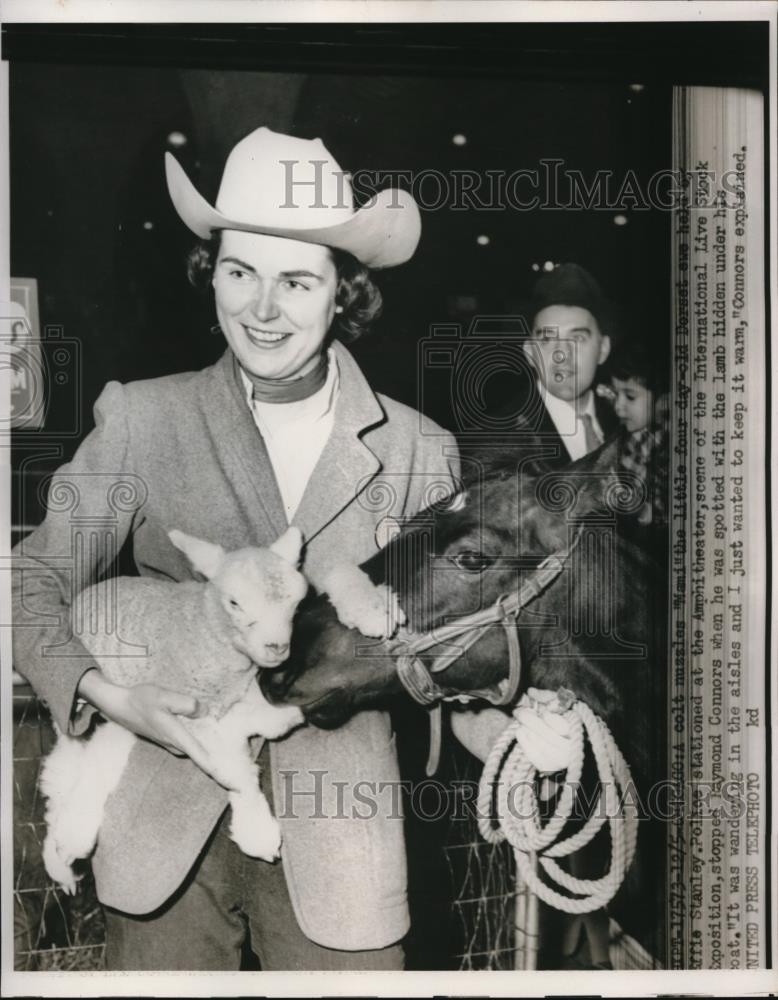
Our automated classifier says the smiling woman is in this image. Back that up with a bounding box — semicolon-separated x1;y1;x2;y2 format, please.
214;231;339;382
11;124;460;971
187;230;384;364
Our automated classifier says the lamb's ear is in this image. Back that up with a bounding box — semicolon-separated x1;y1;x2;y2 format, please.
168;529;226;579
270;526;304;567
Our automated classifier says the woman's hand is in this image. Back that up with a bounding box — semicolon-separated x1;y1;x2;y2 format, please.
513;703;573;773
76;668;215;774
451;692;574;774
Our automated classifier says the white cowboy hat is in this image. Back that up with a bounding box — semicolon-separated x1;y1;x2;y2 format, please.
165;126;421;269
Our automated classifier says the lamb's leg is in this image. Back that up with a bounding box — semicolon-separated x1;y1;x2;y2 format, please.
321;564;406;639
223;681;305;859
237;677;304;740
183;702;283;861
227;770;282;862
41;723;135;893
40;731;88;893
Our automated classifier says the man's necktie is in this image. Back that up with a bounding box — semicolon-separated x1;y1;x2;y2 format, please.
580;412;601;454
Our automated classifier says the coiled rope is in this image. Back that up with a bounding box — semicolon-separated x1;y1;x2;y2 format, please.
476;688;638;914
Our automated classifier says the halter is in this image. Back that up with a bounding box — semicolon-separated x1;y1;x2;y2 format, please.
387;528;583;775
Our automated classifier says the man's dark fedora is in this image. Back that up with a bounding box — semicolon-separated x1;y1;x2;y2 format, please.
527;263;614;334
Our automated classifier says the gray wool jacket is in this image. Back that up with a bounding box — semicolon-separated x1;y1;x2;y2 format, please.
12;341;460;950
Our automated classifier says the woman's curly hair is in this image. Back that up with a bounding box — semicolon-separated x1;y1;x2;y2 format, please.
186;233;382;343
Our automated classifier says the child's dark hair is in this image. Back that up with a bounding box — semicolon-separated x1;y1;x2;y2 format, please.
605;339;669;394
186;232;383;343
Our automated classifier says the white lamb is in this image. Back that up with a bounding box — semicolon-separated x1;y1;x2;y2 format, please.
40;527;405;894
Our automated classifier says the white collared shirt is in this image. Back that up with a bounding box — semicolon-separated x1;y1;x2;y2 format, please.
538;381;603;462
240;349;340;521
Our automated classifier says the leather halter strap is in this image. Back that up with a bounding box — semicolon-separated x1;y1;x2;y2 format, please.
388;529;583;775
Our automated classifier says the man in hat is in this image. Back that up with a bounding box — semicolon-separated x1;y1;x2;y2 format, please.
504;263;619;475
454;263;622;969
12;127;459;970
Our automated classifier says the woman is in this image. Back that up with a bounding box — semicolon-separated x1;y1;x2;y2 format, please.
12;126;460;971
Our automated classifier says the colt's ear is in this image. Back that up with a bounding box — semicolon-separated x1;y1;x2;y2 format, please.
168;529;226;579
270;526;304;567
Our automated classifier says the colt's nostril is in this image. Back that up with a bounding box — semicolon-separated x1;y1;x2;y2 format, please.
266;642;289;656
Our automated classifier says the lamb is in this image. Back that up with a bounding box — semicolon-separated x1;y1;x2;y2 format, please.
41;526;311;893
40;526;406;894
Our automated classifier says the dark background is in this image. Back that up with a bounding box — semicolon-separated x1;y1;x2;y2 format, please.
5;20;770;525
4;18;771;969
8;60;669;415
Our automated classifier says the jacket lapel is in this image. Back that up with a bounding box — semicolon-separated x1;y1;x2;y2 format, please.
292;342;385;546
199;350;288;541
515;393;570;469
535;400;569;455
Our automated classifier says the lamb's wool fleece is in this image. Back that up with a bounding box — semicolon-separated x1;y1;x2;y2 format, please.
41;536;407;894
41;529;309;892
78;577;256;716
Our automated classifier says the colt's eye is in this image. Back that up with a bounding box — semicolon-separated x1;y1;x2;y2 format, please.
451;550;493;573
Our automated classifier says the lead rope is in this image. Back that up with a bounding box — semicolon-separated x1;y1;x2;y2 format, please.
476;689;638;915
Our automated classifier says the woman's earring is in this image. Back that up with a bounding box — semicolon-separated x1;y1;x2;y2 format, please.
334;305;344;314
210;324;223;336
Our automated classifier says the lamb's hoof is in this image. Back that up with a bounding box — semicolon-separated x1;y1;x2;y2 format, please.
59;871;81;896
383;585;407;637
43;841;80;895
229;813;282;862
342;583;406;639
324;566;406;639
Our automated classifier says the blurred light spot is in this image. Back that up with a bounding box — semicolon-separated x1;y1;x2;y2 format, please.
531;263;540;272
476;234;490;246
543;260;555;272
143;220;154;231
613;214;628;227
167;131;188;147
628;83;645;93
47;209;53;217
452;133;467;146
451;294;478;313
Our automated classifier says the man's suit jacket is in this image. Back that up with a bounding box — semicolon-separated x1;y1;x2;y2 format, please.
12;342;459;949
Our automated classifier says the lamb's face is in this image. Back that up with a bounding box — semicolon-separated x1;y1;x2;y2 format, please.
215;551;309;668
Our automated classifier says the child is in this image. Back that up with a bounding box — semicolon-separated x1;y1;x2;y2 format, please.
599;341;669;527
